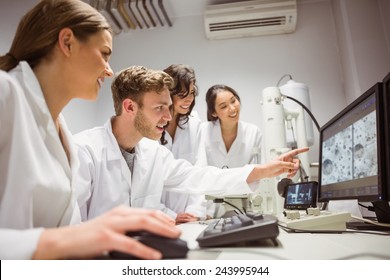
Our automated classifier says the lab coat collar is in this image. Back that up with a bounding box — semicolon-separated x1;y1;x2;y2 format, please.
103;117;148;164
212;119;246;141
9;61;72;177
212;119;246;154
131;138;151;179
212;120;227;154
103;118;131;187
10;62;50;123
57;114;82;225
8;62;80;225
103;117;124;161
10;62;56;131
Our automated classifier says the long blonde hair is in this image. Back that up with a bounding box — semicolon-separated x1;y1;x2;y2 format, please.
0;0;111;72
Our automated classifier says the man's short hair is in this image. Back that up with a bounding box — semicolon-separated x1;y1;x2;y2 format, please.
111;65;174;115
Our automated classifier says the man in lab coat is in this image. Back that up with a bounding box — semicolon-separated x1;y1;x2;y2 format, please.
74;66;308;222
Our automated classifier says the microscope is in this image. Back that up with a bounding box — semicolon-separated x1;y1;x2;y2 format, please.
208;77;316;217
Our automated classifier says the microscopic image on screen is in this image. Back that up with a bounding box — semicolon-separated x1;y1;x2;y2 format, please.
353;111;377;179
321;126;353;184
286;183;312;205
286;185;297;205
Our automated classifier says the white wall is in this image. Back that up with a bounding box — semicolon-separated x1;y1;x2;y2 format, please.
0;0;99;135
95;0;349;166
332;0;390;102
1;0;389;167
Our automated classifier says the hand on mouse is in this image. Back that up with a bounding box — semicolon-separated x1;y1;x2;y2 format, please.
32;206;181;260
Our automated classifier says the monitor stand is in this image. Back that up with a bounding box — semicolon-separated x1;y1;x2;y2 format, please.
372;201;390;223
346;221;390;231
347;201;390;231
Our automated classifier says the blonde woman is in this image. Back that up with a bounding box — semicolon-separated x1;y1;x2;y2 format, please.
0;0;179;260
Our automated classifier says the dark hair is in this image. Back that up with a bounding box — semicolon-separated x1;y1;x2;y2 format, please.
111;65;174;116
0;0;111;72
205;84;241;122
160;64;198;144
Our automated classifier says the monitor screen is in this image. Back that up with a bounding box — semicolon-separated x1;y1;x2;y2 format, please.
318;82;389;202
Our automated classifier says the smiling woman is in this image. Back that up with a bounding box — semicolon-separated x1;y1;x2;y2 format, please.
0;0;180;260
63;29;114;101
197;84;263;217
160;64;206;224
199;84;263;168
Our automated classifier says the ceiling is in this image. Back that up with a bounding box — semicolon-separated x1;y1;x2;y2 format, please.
165;0;320;18
93;0;320;33
166;0;272;18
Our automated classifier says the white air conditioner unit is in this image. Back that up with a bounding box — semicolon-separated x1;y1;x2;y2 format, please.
204;0;297;40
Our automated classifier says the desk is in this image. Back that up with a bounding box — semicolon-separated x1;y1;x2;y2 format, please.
177;222;390;260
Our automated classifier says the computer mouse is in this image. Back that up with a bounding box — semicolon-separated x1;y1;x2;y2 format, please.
109;231;189;260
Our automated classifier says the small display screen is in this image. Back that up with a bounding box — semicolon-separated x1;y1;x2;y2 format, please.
284;182;318;210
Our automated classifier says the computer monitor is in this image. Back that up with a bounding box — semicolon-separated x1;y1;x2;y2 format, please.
318;79;390;224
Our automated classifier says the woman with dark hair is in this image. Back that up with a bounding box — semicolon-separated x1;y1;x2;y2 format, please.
0;0;179;259
199;84;263;167
160;64;206;223
198;85;263;217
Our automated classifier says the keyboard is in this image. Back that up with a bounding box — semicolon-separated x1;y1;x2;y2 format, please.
196;213;279;247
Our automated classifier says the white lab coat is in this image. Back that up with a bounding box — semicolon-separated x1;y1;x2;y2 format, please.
160;111;206;218
74;118;255;221
197;120;263;217
197;120;263;168
0;62;81;259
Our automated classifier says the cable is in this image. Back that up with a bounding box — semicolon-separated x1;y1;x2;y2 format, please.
278;223;390;235
276;74;293;87
335;253;390;260
223;201;245;214
193;247;390;260
286;118;309;182
358;202;375;212
350;215;390;228
282;95;320;131
213;198;245;214
358;202;370;209
276;73;320;131
278;223;345;234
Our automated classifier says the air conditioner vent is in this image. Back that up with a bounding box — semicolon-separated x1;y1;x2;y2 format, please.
209;16;287;32
204;0;297;40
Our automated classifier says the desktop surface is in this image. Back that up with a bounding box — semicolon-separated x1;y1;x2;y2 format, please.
177;219;390;260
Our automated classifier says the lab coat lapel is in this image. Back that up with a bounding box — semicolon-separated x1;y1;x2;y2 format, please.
132;140;148;180
228;121;245;156
10;62;78;226
17;62;71;178
104;119;133;189
214;120;228;155
57;115;82;225
128;139;149;205
120;157;132;189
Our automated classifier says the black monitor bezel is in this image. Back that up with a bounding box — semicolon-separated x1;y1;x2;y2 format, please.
318;82;388;203
382;72;390;202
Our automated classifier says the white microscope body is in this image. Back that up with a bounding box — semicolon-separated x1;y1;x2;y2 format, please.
255;82;313;215
212;79;314;216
